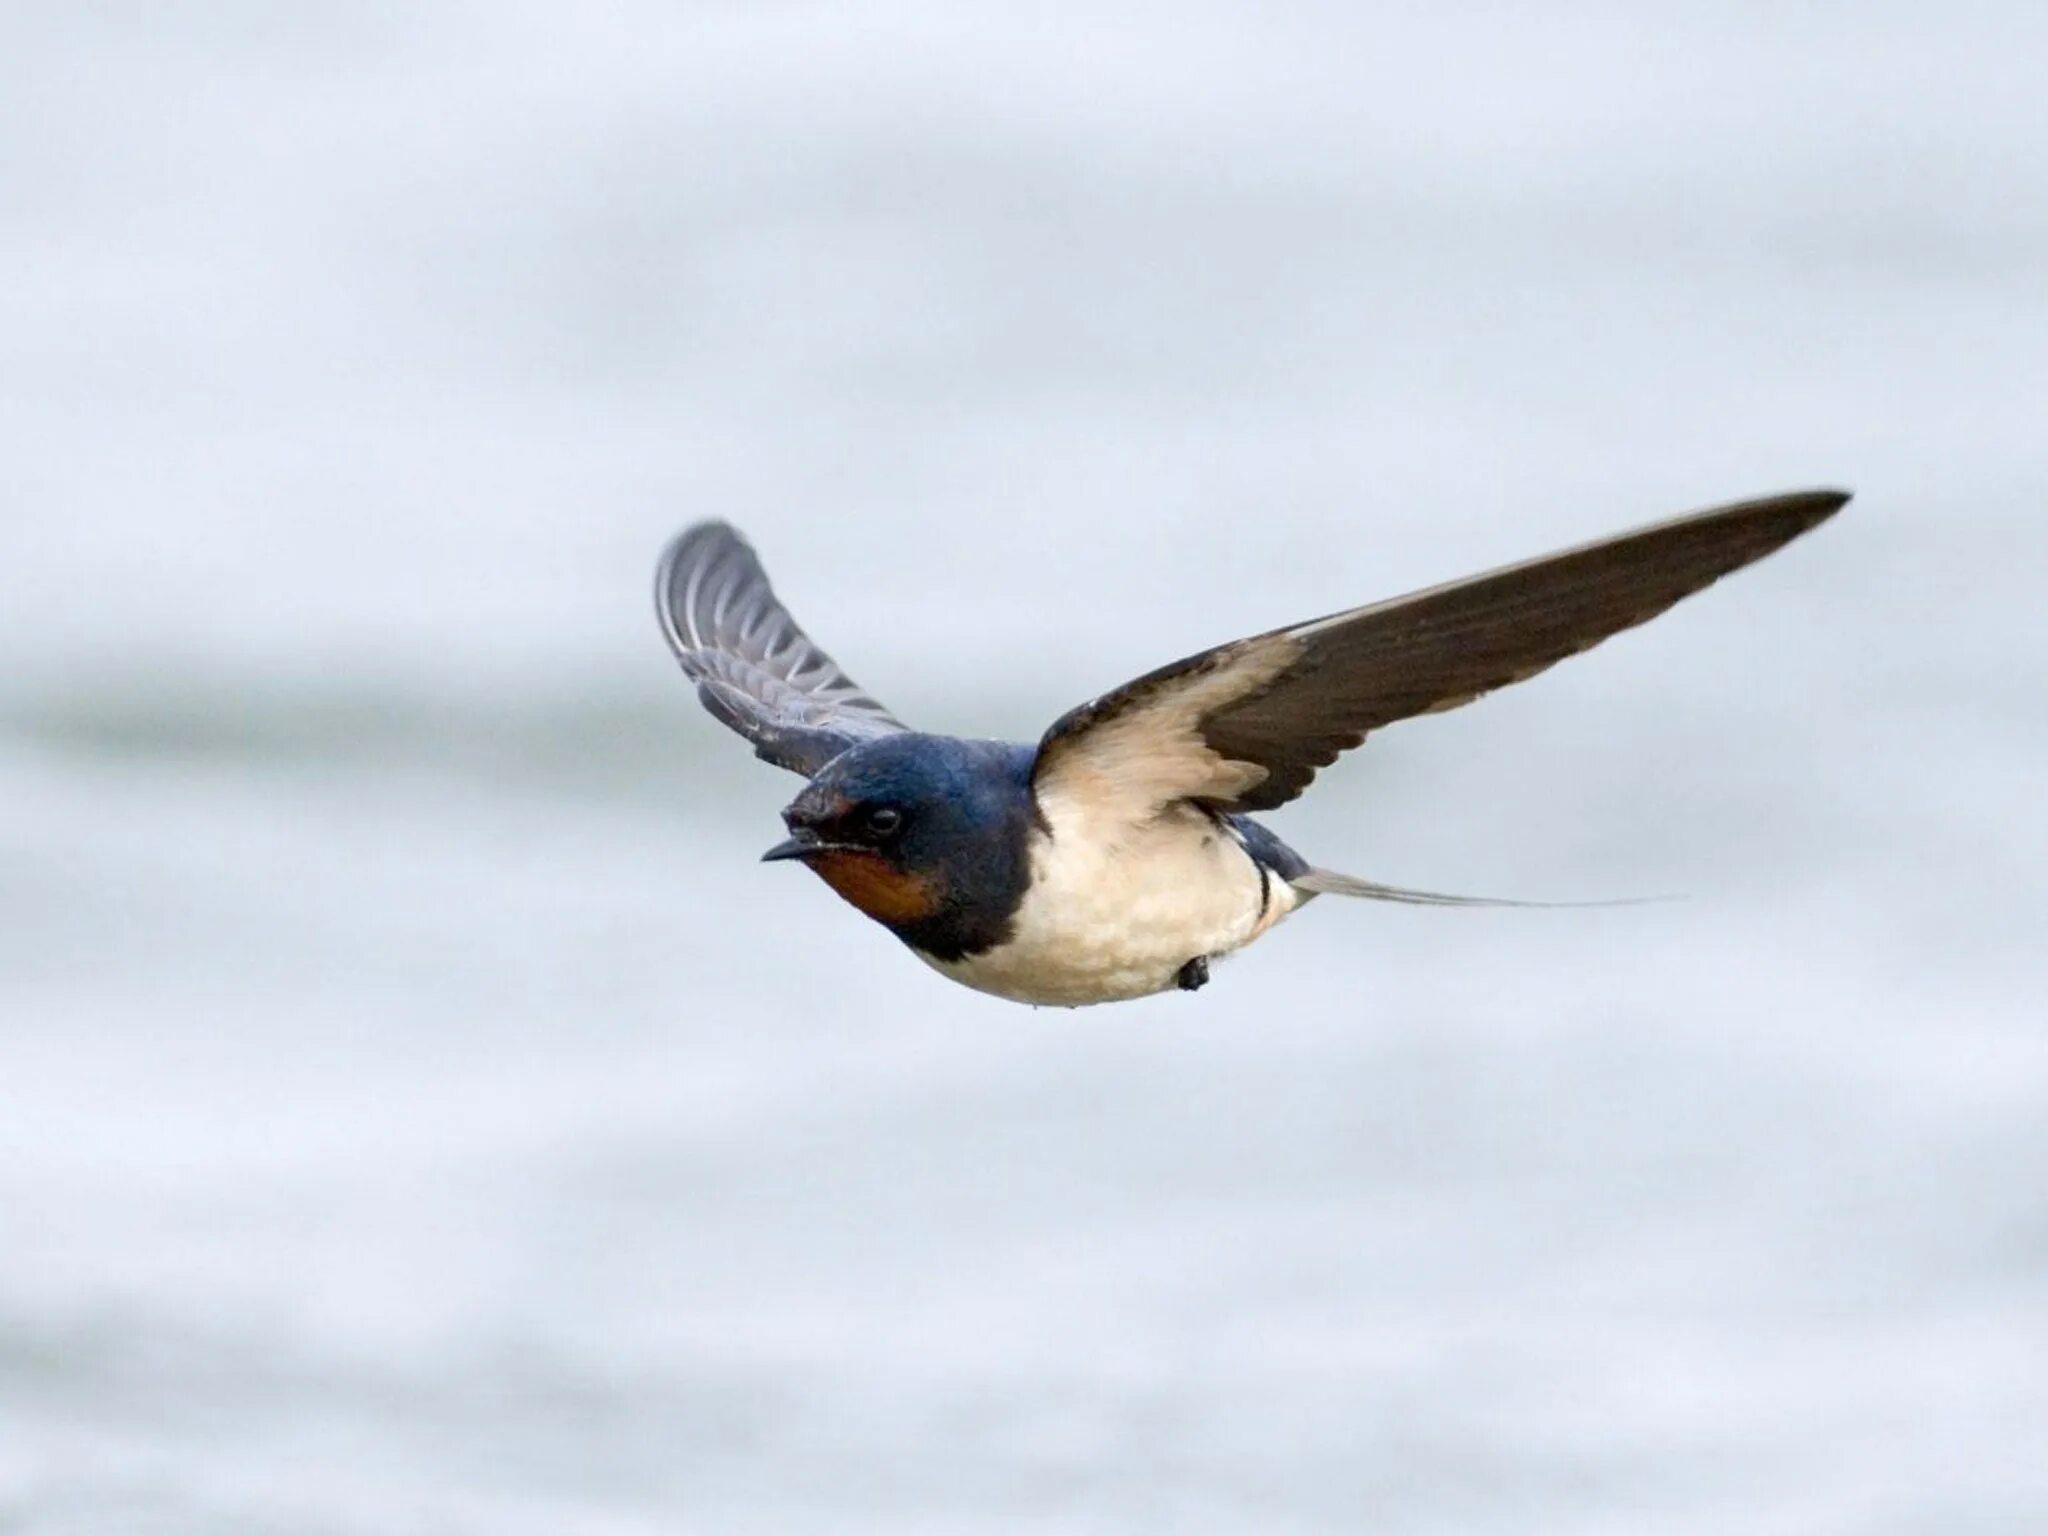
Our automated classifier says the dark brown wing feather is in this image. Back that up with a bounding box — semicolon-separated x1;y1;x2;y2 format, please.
1034;489;1848;817
656;522;908;776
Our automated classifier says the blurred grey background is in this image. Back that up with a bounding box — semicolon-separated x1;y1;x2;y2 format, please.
2;4;2044;1533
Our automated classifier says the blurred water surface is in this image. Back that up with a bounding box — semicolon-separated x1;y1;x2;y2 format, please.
3;4;2045;1532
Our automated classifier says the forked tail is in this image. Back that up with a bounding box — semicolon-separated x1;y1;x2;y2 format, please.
1291;868;1663;909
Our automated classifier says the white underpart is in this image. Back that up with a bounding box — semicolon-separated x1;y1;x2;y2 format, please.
923;791;1305;1007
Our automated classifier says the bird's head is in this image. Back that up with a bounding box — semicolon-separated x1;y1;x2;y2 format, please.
762;734;1033;939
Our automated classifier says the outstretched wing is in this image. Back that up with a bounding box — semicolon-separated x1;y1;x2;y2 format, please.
1032;489;1848;819
656;522;909;776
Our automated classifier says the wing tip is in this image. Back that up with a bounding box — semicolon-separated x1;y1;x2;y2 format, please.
655;520;751;591
654;520;757;653
1680;486;1850;569
1786;485;1853;519
1746;486;1853;537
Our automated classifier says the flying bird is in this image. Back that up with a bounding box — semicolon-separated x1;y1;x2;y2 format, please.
655;490;1846;1007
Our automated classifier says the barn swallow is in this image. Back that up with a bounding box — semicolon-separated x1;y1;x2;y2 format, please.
656;489;1846;1007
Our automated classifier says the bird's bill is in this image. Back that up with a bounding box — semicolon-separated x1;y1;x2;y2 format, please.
760;829;860;863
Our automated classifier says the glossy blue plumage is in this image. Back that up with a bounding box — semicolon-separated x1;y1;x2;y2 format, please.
786;736;1043;961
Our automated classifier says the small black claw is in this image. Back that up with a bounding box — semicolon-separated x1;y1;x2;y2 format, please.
1175;956;1211;992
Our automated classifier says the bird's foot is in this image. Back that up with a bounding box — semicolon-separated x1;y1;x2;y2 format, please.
1175;956;1211;992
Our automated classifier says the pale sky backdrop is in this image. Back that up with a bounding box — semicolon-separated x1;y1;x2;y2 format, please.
2;5;2044;1533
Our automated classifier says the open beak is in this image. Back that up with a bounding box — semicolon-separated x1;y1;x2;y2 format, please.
760;828;856;863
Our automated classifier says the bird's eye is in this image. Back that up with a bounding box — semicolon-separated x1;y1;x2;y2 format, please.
864;806;903;837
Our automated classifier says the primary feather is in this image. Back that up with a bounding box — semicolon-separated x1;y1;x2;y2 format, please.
655;522;908;776
1032;489;1848;818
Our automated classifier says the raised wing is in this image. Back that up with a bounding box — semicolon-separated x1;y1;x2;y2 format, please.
1032;489;1848;819
656;522;909;776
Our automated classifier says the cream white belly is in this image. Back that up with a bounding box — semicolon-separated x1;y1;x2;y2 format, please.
922;803;1301;1006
